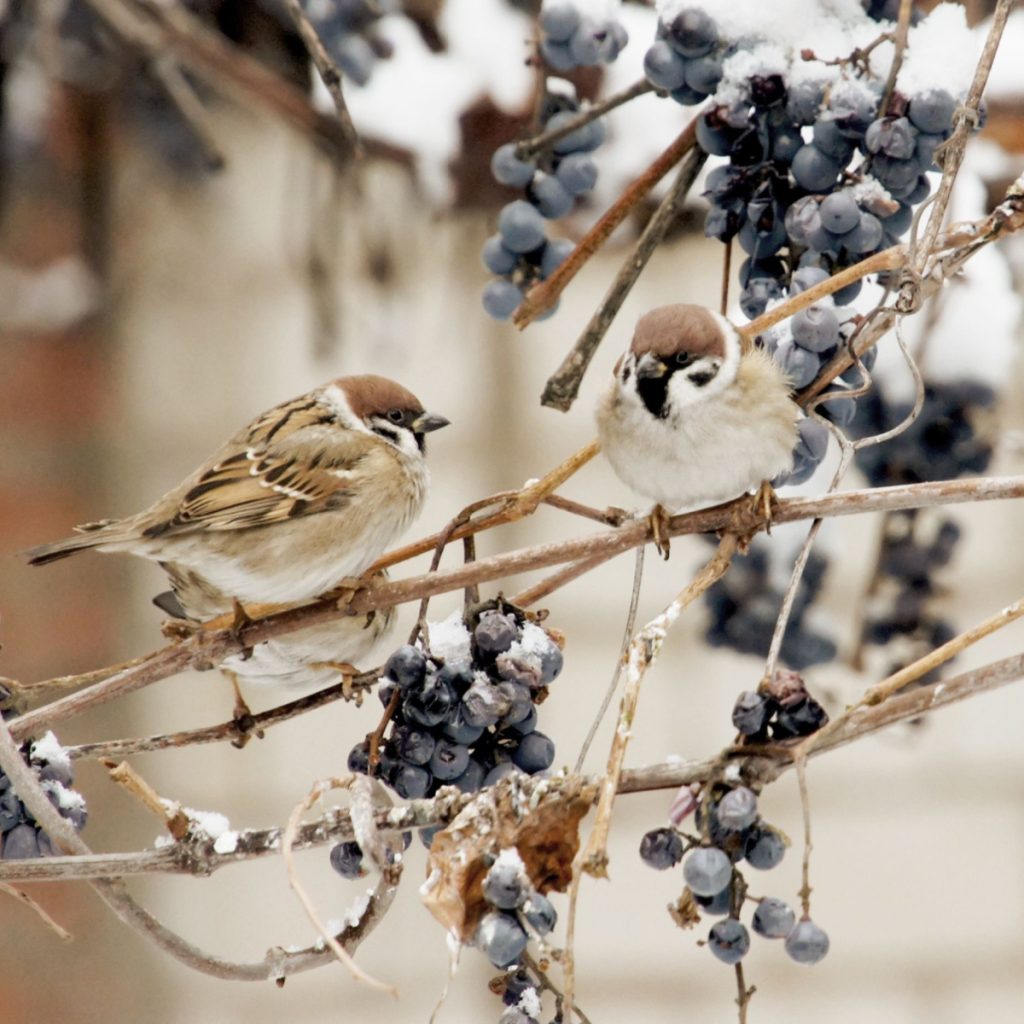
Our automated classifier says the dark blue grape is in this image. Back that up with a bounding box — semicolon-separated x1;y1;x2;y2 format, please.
498;201;546;253
865;116;916;159
531;172;574;219
786;79;824;125
696;110;738;156
555;152;598;195
684;846;732;896
818;191;859;233
539;238;573;279
491;143;536;188
330;840;363;879
914;132;944;171
753;897;796;938
540;38;575;72
785;919;830;964
429;739;470;782
792;304;840;353
784;195;823;246
475;612;518;656
462;680;503;728
476;911;528;968
403;676;455;728
483;856;528;910
732;690;773;735
842;212;884;254
539;2;580;43
523;891;557;935
391;762;432;799
684;55;723;95
393;725;436;766
908;88;956;134
811;118;854;161
481;235;518;276
639;827;684;870
717;787;758;832
451;758;486;794
776;344;821;389
667;8;719;58
708;919;750;964
644;41;688;91
694;887;731;915
511;732;555;773
795;416;829;462
384;644;428;691
497;682;533;726
483;762;521;787
791;144;841;192
2;824;40;860
745;824;786;869
481;281;523;322
818;387;857;427
740;278;782;319
440;706;485;745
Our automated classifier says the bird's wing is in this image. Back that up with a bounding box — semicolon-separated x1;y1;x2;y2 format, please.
140;398;376;537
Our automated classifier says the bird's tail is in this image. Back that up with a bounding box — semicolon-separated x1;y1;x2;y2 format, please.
23;520;124;566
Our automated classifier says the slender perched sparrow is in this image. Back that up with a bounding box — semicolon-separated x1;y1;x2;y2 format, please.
27;374;448;690
596;304;799;541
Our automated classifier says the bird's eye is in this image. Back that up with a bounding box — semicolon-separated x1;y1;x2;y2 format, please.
387;409;404;424
674;352;694;368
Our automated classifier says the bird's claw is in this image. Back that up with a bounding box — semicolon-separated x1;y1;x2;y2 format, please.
649;504;672;560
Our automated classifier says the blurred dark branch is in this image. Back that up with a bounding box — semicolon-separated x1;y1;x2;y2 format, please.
83;0;353;157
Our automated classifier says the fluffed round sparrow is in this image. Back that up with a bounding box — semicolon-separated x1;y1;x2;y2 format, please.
596;304;799;512
27;374;448;691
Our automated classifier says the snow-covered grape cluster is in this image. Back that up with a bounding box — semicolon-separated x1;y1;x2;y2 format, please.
482;83;605;321
0;732;87;859
641;776;828;967
347;607;563;845
300;0;397;87
644;6;976;482
538;1;628;73
704;541;836;669
473;847;558;975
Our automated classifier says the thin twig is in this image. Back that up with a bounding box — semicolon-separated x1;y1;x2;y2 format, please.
574;546;645;773
0;881;71;939
515;78;655;160
915;0;1013;270
579;534;738;879
281;776;397;994
795;754;813;916
514;116;701;330
283;0;361;156
540;144;708;411
879;0;914;115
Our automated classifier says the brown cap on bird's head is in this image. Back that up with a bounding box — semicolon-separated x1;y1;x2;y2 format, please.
336;375;450;434
629;304;731;361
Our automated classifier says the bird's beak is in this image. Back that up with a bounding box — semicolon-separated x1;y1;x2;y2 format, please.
636;355;668;380
412;411;450;434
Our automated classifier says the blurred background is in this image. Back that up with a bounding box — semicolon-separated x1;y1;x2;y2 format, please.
1;0;1024;1021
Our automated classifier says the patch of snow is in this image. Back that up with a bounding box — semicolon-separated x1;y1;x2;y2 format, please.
429;609;473;664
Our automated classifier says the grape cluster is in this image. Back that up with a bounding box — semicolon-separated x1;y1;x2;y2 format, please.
347;607;563;844
641;777;828;967
852;382;996;487
482;84;603;320
473;847;558;973
538;1;628;72
300;0;396;87
850;380;993;674
641;7;975;482
858;511;959;677
0;732;87;859
730;669;829;743
704;542;837;669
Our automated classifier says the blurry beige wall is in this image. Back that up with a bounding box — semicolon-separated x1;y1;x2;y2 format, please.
4;95;1024;1024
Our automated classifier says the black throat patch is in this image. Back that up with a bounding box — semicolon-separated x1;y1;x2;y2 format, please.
636;372;671;420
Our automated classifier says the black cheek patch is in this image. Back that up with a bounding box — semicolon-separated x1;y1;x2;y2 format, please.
688;368;718;388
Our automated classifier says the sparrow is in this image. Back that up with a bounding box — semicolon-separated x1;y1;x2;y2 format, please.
596;304;799;544
27;374;448;695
